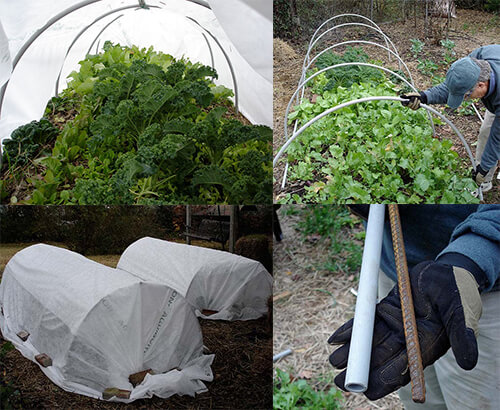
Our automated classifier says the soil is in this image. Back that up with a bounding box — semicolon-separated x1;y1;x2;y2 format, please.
0;244;272;409
273;208;403;410
273;9;500;203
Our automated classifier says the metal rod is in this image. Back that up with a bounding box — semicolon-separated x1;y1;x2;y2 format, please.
387;204;425;403
345;204;385;392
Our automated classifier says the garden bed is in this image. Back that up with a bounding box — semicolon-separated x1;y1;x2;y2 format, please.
274;9;500;203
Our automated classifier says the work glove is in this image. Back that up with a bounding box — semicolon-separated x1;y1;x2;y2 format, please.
400;92;427;110
472;164;489;185
328;260;482;401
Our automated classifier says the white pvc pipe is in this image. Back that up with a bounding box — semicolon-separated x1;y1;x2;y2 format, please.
273;349;293;362
345;204;385;392
306;23;400;70
304;41;414;86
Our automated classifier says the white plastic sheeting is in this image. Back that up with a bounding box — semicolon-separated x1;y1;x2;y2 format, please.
118;237;273;321
209;0;272;83
0;244;214;402
0;0;272;145
0;22;11;89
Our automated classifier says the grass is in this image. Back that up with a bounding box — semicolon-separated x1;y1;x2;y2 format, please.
283;206;363;276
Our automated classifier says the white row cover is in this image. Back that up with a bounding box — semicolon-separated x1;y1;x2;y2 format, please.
118;237;272;320
0;244;214;403
0;0;272;145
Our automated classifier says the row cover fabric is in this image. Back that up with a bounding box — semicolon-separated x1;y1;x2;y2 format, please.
118;237;272;320
0;0;272;145
0;244;214;403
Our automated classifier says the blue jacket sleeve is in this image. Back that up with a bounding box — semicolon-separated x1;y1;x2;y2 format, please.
423;83;449;105
479;113;500;171
437;205;500;292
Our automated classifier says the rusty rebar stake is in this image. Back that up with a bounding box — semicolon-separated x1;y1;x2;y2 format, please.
388;204;426;403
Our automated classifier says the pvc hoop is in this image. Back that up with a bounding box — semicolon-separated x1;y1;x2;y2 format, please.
309;14;388;52
305;23;400;71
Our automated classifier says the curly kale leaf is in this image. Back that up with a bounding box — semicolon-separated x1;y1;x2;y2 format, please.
137;133;195;181
165;61;186;85
175;80;214;107
237;150;269;179
72;174;135;204
2;119;59;166
185;63;217;81
132;78;177;123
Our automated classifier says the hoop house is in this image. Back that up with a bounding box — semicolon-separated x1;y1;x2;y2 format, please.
117;237;273;320
0;244;214;402
0;0;272;145
275;13;480;201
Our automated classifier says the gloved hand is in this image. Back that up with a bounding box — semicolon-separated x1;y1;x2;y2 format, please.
472;164;488;185
328;260;482;401
400;92;427;110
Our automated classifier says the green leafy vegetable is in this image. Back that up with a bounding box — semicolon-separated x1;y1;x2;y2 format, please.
1;42;272;204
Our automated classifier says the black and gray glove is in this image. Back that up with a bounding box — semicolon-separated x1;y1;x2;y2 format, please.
472;164;489;185
328;259;483;401
401;92;427;110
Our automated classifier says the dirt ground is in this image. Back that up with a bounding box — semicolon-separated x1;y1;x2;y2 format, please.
273;9;500;203
0;242;272;409
273;207;403;410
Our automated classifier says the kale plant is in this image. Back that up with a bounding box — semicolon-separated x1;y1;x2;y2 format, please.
1;42;272;204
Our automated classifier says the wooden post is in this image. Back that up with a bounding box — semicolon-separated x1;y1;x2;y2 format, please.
229;205;237;253
186;205;191;245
